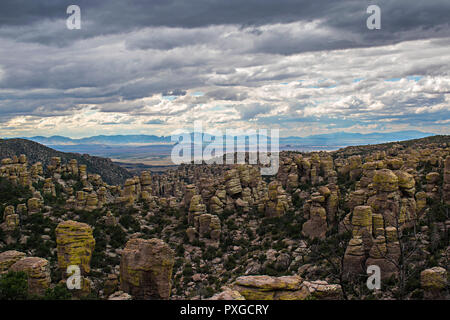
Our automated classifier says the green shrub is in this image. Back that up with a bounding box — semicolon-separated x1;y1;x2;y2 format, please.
43;284;72;300
0;271;29;300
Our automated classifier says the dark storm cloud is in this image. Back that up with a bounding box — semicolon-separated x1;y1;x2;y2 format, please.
0;0;449;50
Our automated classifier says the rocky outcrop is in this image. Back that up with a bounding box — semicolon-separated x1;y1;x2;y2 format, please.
420;267;448;299
197;214;221;241
108;291;132;300
265;181;289;218
0;250;26;274
120;238;175;300
351;206;373;252
302;280;343;300
444;156;450;205
209;288;245;300
302;201;327;240
343;237;365;278
2;205;20;232
0;138;133;185
232;275;341;300
55;220;95;275
232;275;308;300
10;257;51;296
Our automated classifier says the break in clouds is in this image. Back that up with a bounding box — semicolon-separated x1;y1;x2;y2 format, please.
0;0;449;137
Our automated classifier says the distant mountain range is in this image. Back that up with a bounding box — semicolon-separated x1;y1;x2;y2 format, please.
22;135;172;145
0;131;443;176
18;130;435;147
279;130;436;147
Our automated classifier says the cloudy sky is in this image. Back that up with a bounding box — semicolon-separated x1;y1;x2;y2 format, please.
0;0;449;138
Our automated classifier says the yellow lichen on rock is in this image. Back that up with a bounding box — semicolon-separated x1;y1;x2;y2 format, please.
55;220;95;275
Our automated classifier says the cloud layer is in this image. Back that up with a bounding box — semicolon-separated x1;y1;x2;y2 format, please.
0;0;449;137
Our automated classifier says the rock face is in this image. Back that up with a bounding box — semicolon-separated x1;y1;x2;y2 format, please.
10;257;51;296
301;203;327;240
120;238;175;300
373;169;398;192
420;267;448;299
444;156;450;205
265;181;289;218
232;275;341;300
55;220;95;275
209;288;245;300
0;250;26;274
108;291;132;300
197;213;221;240
301;184;339;240
232;275;308;300
343;237;365;278
351;206;373;251
302;280;343;300
2;205;20;232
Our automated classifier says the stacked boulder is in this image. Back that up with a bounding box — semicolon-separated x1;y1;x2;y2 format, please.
120;177;140;205
302;193;327;239
197;214;221;241
343;167;417;280
68;159;79;176
10;257;51;296
2;205;20;232
30;162;43;178
302;184;340;240
342;237;365;278
120;238;175;300
140;171;153;201
55;220;95;275
265;181;289;218
27;197;42;214
55;220;95;296
0;251;50;296
0;250;26;274
187;194;221;243
43;178;56;197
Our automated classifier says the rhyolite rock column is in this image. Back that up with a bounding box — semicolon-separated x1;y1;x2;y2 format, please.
55;220;95;275
421;267;447;299
0;250;26;275
120;238;174;300
10;257;51;296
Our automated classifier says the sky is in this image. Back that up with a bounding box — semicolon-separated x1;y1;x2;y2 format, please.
0;0;449;138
